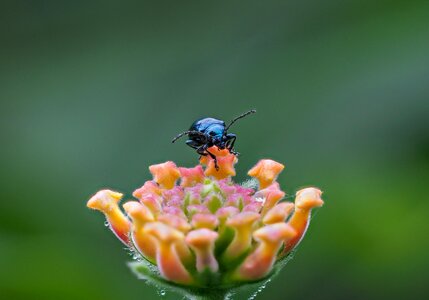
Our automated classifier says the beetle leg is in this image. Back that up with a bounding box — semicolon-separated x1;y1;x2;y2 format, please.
196;145;208;156
197;145;218;171
225;134;239;156
206;149;219;171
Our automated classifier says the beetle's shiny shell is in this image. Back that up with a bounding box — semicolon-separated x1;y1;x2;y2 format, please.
189;118;226;138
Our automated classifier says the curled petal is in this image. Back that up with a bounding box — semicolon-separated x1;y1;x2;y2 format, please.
123;201;156;262
156;214;193;265
140;194;162;216
149;161;181;189
143;222;193;285
255;183;286;216
243;202;262;213
263;202;294;224
123;201;155;224
248;159;284;189
222;212;260;264
234;223;296;281
133;181;161;199
281;188;323;257
295;187;324;210
87;190;131;245
191;213;219;230
179;165;205;187
186;229;219;273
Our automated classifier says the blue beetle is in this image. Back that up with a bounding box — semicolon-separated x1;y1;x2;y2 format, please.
172;109;256;170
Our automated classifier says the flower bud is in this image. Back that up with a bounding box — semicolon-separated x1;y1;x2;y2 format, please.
191;213;219;230
143;222;193;285
123;201;156;262
133;181;161;199
248;159;284;189
281;187;323;256
149;161;181;189
179;165;205;187
234;223;296;281
222;212;259;264
87;189;130;245
186;229;219;273
263;202;294;224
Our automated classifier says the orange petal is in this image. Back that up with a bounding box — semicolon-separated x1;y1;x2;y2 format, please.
133;181;162;199
191;213;219;230
123;201;156;262
179;165;205;187
255;182;286;216
149;161;181;189
201;147;237;180
248;159;284;189
262;202;294;224
234;223;296;281
87;189;131;245
139;194;162;216
281;187;323;257
222;212;260;264
143;222;194;285
186;229;219;273
199;146;230;165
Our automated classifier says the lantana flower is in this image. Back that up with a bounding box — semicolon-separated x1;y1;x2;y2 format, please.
87;147;323;299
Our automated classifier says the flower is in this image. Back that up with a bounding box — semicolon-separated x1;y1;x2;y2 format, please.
86;147;323;297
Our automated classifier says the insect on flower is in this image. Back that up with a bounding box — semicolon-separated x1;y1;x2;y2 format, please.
172;109;256;170
86;113;324;299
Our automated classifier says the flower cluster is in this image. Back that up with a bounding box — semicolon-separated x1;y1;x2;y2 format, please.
87;147;323;290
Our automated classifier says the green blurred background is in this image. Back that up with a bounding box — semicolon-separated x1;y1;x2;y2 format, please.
1;1;428;299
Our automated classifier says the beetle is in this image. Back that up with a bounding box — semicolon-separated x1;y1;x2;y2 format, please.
172;109;256;170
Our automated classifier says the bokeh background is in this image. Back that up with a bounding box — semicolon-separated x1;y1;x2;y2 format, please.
1;1;428;299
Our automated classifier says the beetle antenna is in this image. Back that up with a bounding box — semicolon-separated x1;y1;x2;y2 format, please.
172;130;207;143
225;109;256;131
172;131;189;143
